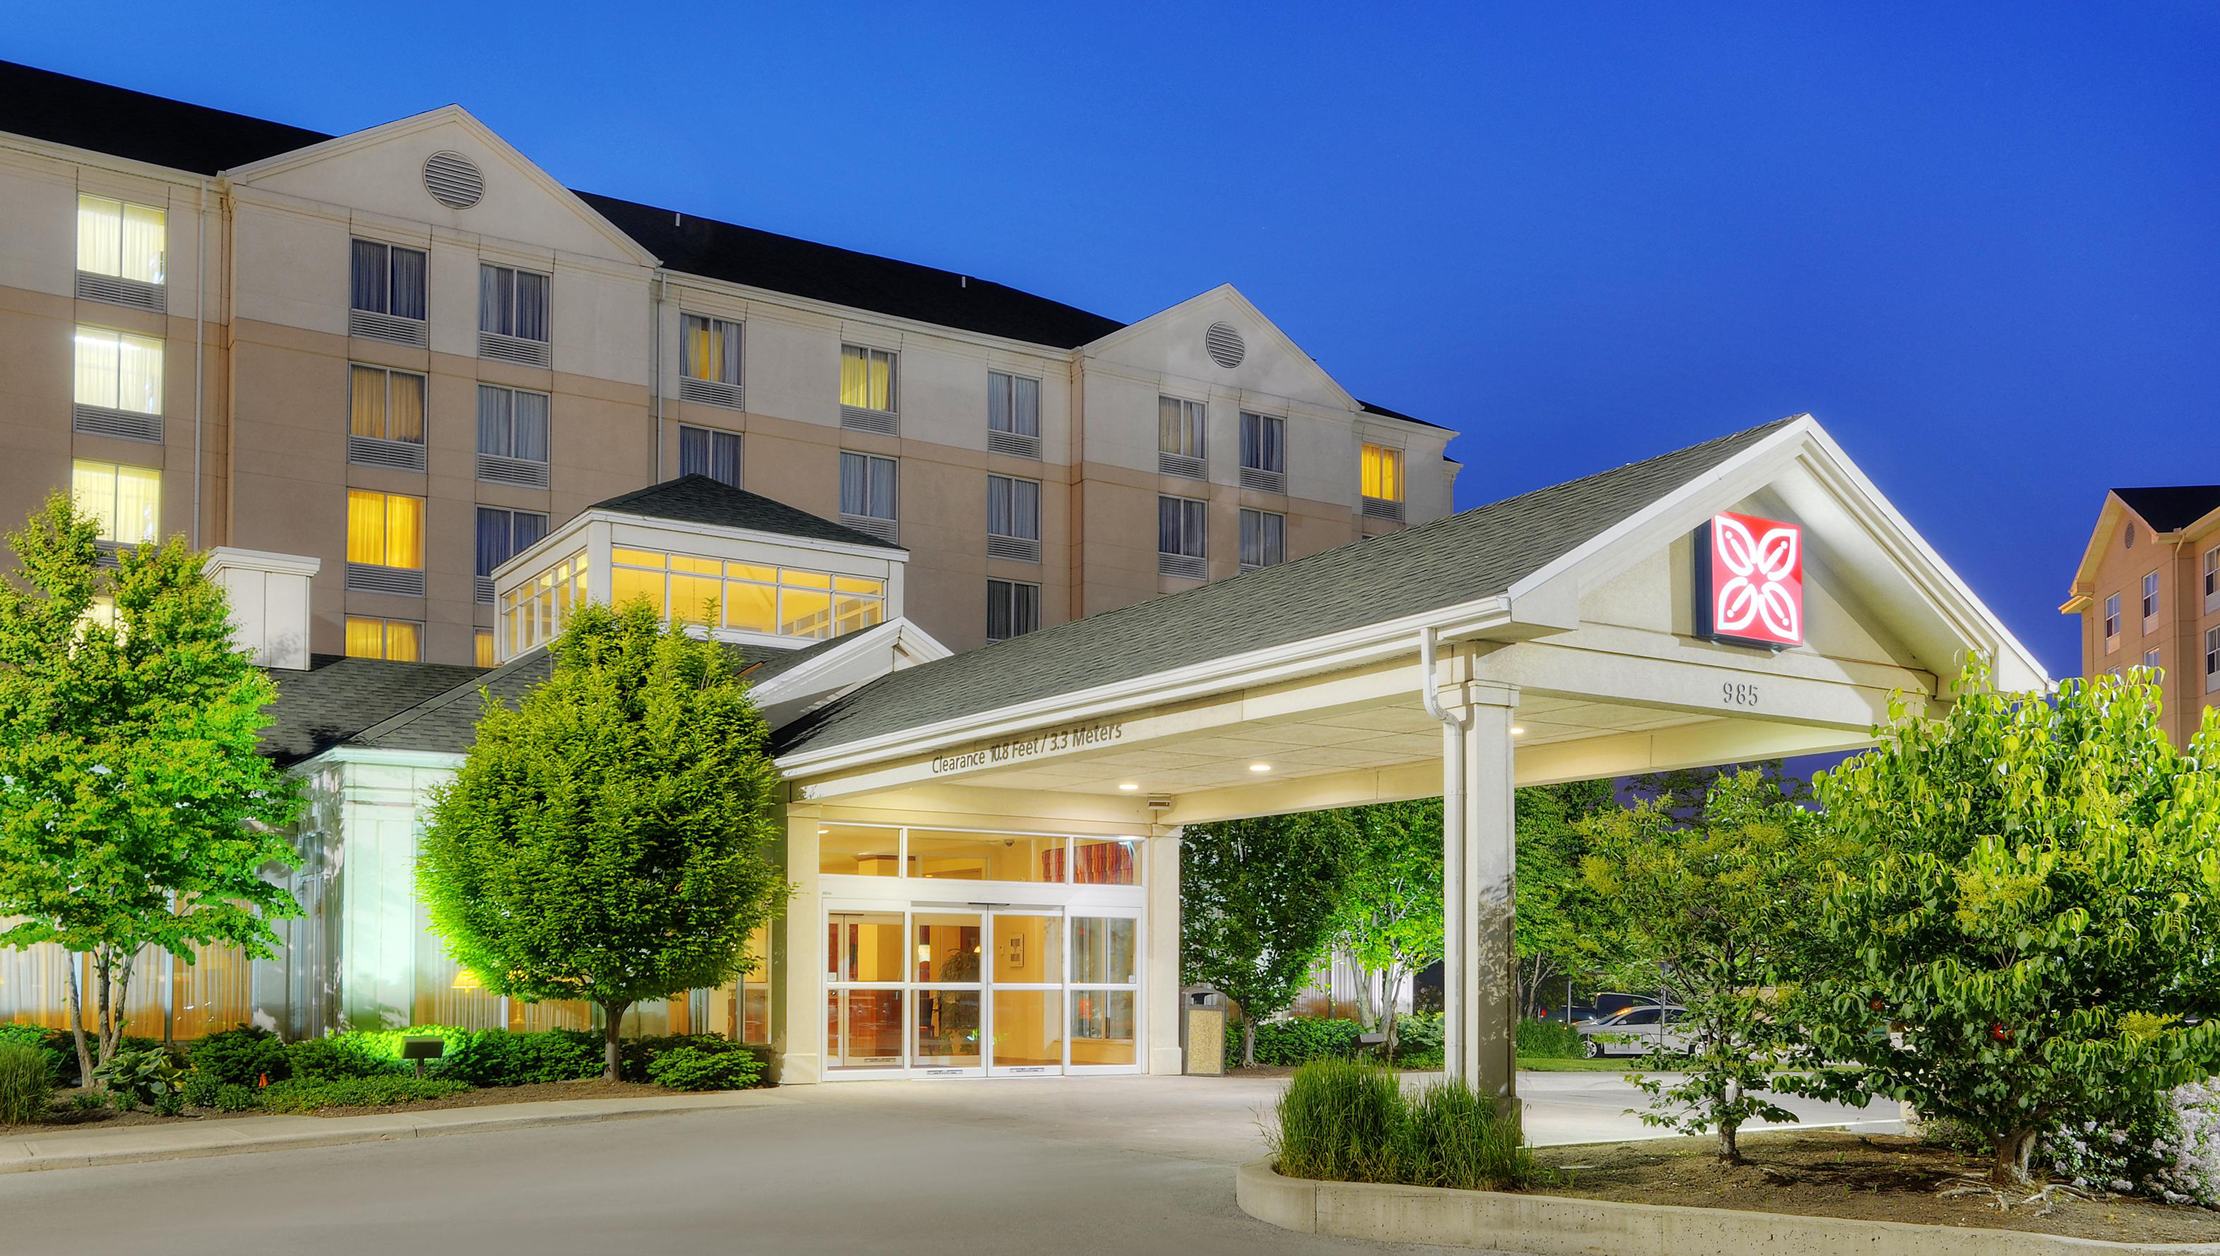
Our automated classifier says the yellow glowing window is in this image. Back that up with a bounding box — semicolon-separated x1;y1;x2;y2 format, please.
346;490;424;569
71;459;160;544
345;616;421;661
74;326;163;415
77;194;166;284
1361;443;1404;503
474;629;496;667
349;365;426;443
79;596;120;637
839;344;896;412
683;314;743;385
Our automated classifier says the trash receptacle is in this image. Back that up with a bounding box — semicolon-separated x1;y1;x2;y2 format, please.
1180;985;1227;1075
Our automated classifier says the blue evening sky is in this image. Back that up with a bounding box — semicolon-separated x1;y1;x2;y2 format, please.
10;4;2215;678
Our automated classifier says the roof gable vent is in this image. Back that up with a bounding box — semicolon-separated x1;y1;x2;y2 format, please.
1204;322;1246;369
422;150;484;210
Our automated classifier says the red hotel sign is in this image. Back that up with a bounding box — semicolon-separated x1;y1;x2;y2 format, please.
1695;511;1804;649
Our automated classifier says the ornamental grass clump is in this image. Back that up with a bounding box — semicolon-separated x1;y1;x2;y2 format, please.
0;1040;53;1125
1269;1059;1544;1191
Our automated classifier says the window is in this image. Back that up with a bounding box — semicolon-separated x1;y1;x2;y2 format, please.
344;616;421;662
987;579;1040;642
1239;508;1285;571
2206;547;2219;604
74;326;163;416
1158;396;1206;477
840;345;897;413
77;194;165;285
347;365;426;468
840;452;898;524
71;460;159;545
1158;495;1206;579
606;547;884;640
2103;593;2121;644
1239;411;1286;482
986;475;1040;562
679;425;742;488
2208;626;2220;692
476;507;548;603
2144;648;2163;671
479;263;549;340
349;239;426;320
499;549;588;657
347;490;425;570
987;371;1040;457
474;629;496;668
1361;443;1405;502
2143;571;2161;625
476;385;550;486
681;314;743;406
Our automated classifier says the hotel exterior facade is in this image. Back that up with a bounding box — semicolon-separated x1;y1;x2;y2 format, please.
0;60;1455;668
2061;485;2220;745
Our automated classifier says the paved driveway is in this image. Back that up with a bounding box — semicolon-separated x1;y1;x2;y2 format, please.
0;1071;1892;1256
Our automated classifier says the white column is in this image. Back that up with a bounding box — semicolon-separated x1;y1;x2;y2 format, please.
1443;682;1520;1114
777;805;824;1083
1144;827;1185;1075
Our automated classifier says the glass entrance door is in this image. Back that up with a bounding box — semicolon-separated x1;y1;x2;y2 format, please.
988;912;1064;1076
827;911;904;1071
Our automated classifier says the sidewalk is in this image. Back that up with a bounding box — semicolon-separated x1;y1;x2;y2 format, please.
0;1088;792;1175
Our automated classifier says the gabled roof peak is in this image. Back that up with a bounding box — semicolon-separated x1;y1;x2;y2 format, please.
585;476;906;552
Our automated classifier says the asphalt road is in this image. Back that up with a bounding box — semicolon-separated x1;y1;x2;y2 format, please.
0;1072;1891;1256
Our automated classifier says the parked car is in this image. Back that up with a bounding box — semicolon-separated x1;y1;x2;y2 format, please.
1531;1003;1597;1026
1590;991;1665;1019
1575;1004;1691;1057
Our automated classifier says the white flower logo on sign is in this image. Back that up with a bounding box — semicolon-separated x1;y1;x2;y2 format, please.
1712;516;1801;642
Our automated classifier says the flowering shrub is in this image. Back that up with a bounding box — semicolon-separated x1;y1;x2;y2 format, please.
2041;1081;2220;1204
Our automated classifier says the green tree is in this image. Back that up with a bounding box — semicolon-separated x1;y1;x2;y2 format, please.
1581;770;1837;1162
1333;799;1442;1059
1512;779;1617;1018
1180;809;1356;1066
0;496;303;1087
1792;661;2220;1186
1626;759;1809;828
417;600;788;1080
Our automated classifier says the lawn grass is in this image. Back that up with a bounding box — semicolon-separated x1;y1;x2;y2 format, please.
1517;1055;1676;1072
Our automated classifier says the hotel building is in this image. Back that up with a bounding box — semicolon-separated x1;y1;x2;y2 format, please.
2061;485;2220;744
0;59;1456;667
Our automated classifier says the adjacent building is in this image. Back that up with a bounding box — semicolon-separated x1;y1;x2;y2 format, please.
0;59;1456;667
2060;486;2220;744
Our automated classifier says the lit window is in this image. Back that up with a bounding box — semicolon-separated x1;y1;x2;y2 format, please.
349;365;426;444
987;475;1039;542
2143;571;2161;623
1361;443;1405;503
987;579;1040;642
1240;412;1285;474
74;326;163;415
839;345;897;412
477;385;550;464
1158;396;1206;460
349;240;426;320
479;263;549;341
344;616;421;661
476;508;548;600
678;425;742;487
683;314;743;387
2103;593;2121;642
474;629;496;668
499;550;588;656
607;548;883;641
77;195;165;285
347;490;424;570
840;452;898;522
1239;508;1285;570
1158;495;1206;561
71;460;160;544
988;372;1040;438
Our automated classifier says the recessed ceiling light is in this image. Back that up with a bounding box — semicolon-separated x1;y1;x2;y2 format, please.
1249;762;1272;773
1510;726;1527;735
1117;782;1140;792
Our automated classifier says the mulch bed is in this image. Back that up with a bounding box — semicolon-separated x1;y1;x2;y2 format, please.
1;1077;677;1134
1533;1129;2220;1244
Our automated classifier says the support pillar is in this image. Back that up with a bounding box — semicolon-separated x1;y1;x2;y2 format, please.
1441;681;1520;1115
776;804;824;1084
1144;826;1184;1075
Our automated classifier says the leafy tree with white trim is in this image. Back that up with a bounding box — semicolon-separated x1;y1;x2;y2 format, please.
1790;662;2220;1186
418;600;787;1080
0;496;303;1087
1180;809;1356;1066
1332;798;1443;1060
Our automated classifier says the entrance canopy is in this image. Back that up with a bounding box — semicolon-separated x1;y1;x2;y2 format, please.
767;415;2048;1094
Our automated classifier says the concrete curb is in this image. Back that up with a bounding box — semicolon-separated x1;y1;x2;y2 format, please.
0;1089;790;1176
1235;1159;2220;1256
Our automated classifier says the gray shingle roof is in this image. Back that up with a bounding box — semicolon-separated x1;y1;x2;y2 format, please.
773;419;1799;758
586;476;904;551
262;656;491;765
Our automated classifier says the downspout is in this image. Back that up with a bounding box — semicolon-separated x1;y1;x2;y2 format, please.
651;269;667;481
191;177;207;547
1419;626;1468;1080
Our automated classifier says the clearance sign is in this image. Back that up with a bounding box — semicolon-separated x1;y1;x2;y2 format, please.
1694;511;1803;649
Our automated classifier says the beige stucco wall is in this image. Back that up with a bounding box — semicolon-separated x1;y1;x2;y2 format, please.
2073;504;2220;745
